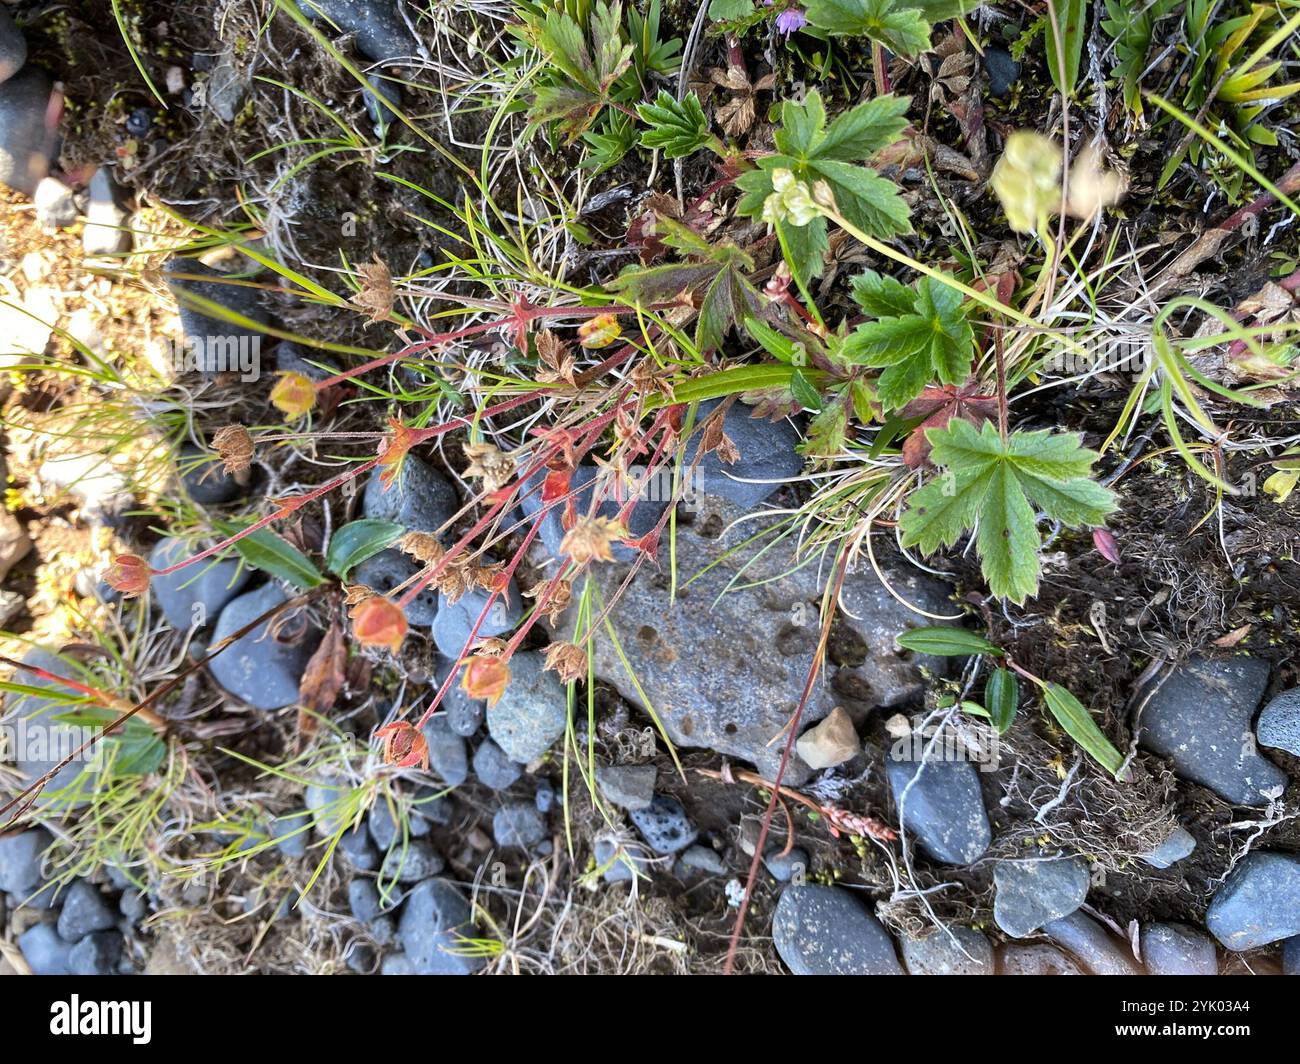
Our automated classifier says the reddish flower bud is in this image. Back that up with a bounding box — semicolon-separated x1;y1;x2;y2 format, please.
577;313;620;349
104;553;152;597
374;721;429;770
461;654;511;706
350;595;408;654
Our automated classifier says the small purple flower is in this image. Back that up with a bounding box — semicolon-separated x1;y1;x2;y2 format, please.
775;6;807;34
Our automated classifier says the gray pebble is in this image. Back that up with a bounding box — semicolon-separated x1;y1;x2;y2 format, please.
56;880;116;941
993;856;1091;938
1141;922;1219;975
492;802;546;849
772;884;903;976
1000;943;1083;975
629;794;697;855
594;764;656;811
900;926;994;975
473;739;522;791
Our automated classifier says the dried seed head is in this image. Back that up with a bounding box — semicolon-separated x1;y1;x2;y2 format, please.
351;255;396;323
399;531;445;565
543;641;587;684
211;425;254;476
463;441;514;493
559;515;628;565
525;577;572;626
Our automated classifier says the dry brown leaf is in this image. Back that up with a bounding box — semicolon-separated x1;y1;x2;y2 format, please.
297;623;347;741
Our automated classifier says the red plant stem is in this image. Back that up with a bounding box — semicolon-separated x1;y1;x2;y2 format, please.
395;399;630;611
314;302;676;392
152;455;384;578
722;543;852;975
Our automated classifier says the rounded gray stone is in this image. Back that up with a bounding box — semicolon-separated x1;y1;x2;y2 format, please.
164;258;268;367
380;839;445;882
68;930;123;975
1206;850;1300;951
772;885;903;976
397;879;483;975
1042;910;1140;975
900;926;994;975
0;828;52;896
3;649;98;797
361;456;457;537
764;847;810;883
1137;656;1285;806
629;794;697;855
1143;826;1196;869
18;923;72;975
1141;922;1219;975
178;442;244;504
485;651;567;763
419;716;468;788
209;584;320;710
594;764;656;811
492;802;547;849
353;549;439;626
150;537;250;630
56;880;116;941
992;856;1091;938
0;10;28;84
999;943;1083;975
472;738;522;791
294;0;419;62
0;67;52;195
681;398;803;509
1257;687;1300;757
885;754;991;865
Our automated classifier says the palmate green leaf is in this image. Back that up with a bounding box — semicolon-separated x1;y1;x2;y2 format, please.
899;420;1117;604
841;276;974;409
638;91;712;158
804;0;933;56
735;90;910;280
528;3;634;141
708;0;754;18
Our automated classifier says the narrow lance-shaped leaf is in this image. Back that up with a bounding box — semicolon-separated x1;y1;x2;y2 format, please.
1042;682;1126;777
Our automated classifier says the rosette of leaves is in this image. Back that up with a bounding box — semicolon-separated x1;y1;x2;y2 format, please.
607;215;762;352
1158;0;1300;197
516;0;682;147
735;91;912;281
